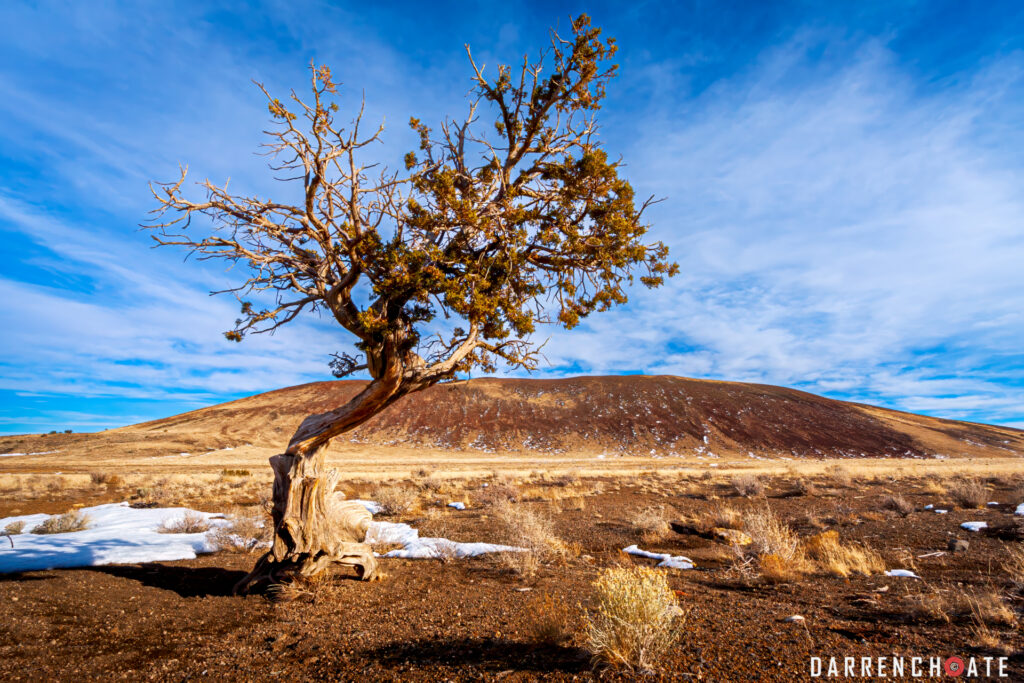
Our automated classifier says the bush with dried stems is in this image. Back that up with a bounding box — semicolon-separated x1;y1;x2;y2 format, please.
631;505;672;543
32;510;92;535
824;465;852;488
89;472;124;487
585;566;683;674
949;478;987;509
475;482;520;507
158;511;211;534
880;494;914;517
739;506;810;582
1003;544;1024;595
528;592;576;646
371;485;421;517
206;506;269;553
494;500;567;577
731;474;764;497
3;521;25;536
801;530;885;577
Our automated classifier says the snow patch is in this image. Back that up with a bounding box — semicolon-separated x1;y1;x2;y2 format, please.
367;520;522;560
0;503;225;574
0;450;60;457
885;569;920;579
447;502;466;510
352;500;384;515
623;544;695;570
1015;503;1024;516
960;521;988;532
933;509;948;514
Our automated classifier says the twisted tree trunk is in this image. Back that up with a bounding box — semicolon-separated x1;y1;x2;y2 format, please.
234;365;406;594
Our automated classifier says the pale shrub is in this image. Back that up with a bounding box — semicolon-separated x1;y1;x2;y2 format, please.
32;510;91;534
585;566;683;674
494;500;566;577
631;505;672;543
158;511;210;534
206;506;269;553
731;474;764;497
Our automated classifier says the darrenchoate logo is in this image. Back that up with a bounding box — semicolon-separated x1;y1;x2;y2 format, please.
810;656;1010;678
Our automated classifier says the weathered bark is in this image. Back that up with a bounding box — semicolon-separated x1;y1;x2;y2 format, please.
234;365;406;594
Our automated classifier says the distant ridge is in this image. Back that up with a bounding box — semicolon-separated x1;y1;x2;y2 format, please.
112;376;1023;459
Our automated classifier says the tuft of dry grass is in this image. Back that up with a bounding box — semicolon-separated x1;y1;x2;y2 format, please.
3;521;25;536
801;530;885;577
494;501;566;577
476;482;520;507
206;506;269;553
89;472;124;487
824;464;852;488
880;494;914;517
731;474;764;497
528;592;576;646
1002;544;1024;595
920;475;947;495
966;589;1017;628
585;566;683;674
631;505;672;543
32;510;91;535
158;511;211;534
269;571;341;605
744;507;801;561
740;506;810;582
371;485;421;517
949;477;987;509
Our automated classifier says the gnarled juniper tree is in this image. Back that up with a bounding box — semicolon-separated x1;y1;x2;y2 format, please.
147;16;676;591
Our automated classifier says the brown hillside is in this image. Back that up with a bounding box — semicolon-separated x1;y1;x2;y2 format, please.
93;376;1024;459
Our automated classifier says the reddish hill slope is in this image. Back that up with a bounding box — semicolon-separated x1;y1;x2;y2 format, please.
117;376;1023;458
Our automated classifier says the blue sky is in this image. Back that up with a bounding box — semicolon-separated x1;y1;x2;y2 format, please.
1;1;1022;434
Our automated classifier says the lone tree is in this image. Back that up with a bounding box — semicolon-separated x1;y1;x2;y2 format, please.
147;16;676;592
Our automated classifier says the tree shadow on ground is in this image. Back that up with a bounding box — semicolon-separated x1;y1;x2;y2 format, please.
364;637;590;674
89;563;248;598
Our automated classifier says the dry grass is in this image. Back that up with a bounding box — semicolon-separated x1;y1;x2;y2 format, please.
269;571;341;605
744;507;801;561
801;530;885;577
371;485;422;517
206;506;269;553
920;475;947;495
158;511;211;534
1002;544;1024;595
731;474;764;497
476;482;520;507
89;472;124;487
32;510;92;535
880;494;914;517
494;501;567;577
528;592;575;646
3;521;25;536
966;589;1017;627
740;506;810;582
824;464;852;488
631;505;672;543
585;566;683;674
949;477;987;509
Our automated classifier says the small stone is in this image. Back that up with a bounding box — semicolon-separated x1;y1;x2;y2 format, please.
783;615;805;622
948;538;969;553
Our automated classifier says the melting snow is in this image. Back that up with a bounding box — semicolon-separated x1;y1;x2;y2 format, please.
367;520;522;559
933;509;948;514
1015;503;1024;516
447;502;466;510
623;544;695;569
885;569;920;579
0;450;60;457
0;503;225;574
960;521;988;532
353;500;384;515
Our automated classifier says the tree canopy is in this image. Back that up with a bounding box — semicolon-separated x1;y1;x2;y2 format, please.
148;15;676;455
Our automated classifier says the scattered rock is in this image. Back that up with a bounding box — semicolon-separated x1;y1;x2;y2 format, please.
947;538;969;553
783;615;805;623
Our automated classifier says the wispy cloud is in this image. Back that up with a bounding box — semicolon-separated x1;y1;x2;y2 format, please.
0;4;1021;432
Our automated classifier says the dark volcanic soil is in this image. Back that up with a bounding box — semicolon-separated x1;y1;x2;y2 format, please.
1;475;1022;681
